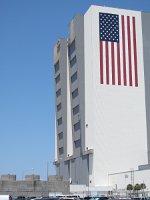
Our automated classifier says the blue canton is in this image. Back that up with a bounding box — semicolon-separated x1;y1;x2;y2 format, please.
99;13;119;43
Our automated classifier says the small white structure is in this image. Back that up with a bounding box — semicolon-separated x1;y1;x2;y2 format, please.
0;195;12;200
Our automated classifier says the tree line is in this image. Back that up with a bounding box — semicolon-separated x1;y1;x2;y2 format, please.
127;183;146;196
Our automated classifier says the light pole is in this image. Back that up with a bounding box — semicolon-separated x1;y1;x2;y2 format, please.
47;162;49;181
22;168;35;180
32;168;35;178
47;161;55;180
47;162;50;196
125;174;128;197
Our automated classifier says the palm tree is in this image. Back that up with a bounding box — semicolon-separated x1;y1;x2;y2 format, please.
134;183;141;196
141;183;146;197
127;184;133;197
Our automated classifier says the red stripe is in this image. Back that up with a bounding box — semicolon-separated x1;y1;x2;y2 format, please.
100;41;103;84
111;42;115;85
132;17;138;87
117;43;121;85
121;15;127;86
106;41;109;84
127;16;132;86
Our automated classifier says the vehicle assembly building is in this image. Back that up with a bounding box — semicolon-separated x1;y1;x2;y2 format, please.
53;5;150;189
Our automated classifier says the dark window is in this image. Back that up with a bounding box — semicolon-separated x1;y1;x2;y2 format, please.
74;121;80;131
57;117;62;126
68;40;75;56
59;147;64;155
74;139;81;148
57;103;62;112
55;74;60;84
54;61;60;73
73;105;79;115
71;71;77;83
58;132;63;140
56;88;61;97
72;88;78;99
70;56;77;67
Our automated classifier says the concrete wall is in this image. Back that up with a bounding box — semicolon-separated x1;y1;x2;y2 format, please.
0;175;69;198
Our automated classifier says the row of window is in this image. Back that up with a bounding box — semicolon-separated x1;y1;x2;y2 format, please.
55;62;77;85
69;41;80;134
55;69;77;87
57;117;80;132
54;40;76;76
58;131;81;145
54;55;76;77
58;138;81;156
56;87;78;108
57;103;79;115
56;40;81;156
55;72;77;96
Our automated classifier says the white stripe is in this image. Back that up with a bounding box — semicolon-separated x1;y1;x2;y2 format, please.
130;16;135;86
108;41;112;85
124;15;129;86
114;42;118;85
103;41;106;85
119;15;124;86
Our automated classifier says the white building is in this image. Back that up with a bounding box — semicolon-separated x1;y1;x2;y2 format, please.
53;5;150;189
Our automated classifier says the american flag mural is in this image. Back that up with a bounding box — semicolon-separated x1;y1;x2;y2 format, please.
99;13;138;87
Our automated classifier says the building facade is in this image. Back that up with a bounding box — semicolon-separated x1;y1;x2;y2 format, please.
53;5;150;188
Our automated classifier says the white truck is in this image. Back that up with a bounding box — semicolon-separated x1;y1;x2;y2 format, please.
0;195;12;200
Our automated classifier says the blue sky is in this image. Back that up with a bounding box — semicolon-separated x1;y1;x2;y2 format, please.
0;0;150;180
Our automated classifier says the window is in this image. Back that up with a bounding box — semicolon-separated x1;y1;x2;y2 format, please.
56;88;61;97
74;139;81;148
72;88;78;99
55;74;60;84
59;147;64;155
74;121;80;131
58;132;63;140
71;72;77;83
54;61;60;73
57;103;62;112
57;117;62;125
73;105;79;115
68;40;75;56
70;56;77;67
